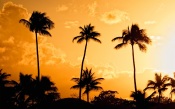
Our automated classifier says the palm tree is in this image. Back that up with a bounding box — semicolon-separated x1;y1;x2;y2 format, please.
167;72;175;101
112;24;151;94
72;24;101;100
19;11;54;82
71;68;104;102
130;90;156;109
144;73;169;103
0;69;17;108
14;73;34;108
32;76;59;106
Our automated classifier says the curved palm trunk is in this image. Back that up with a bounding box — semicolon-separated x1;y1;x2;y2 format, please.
79;40;88;100
35;32;40;82
131;45;137;93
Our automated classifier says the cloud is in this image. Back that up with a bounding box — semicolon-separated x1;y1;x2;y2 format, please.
144;21;156;25
18;37;66;66
88;1;97;17
0;2;66;68
56;5;68;12
100;9;129;24
64;21;79;28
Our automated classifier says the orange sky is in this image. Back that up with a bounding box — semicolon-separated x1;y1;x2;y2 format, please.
0;0;175;100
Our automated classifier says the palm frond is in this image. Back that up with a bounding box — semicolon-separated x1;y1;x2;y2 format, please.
19;19;31;29
137;43;146;52
39;29;52;36
77;37;85;43
72;36;82;42
114;43;127;49
144;86;155;91
111;36;123;42
70;85;81;89
90;37;101;43
71;78;80;82
146;91;156;101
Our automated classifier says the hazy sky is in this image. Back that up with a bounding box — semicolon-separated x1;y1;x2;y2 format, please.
0;0;175;99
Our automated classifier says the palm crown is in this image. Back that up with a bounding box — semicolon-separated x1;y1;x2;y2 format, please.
72;24;101;43
19;11;54;36
112;24;151;52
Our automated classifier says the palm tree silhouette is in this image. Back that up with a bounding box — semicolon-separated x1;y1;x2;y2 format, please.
72;24;101;100
0;69;16;108
32;76;59;106
71;68;104;102
19;11;54;82
167;72;175;101
130;90;156;109
112;24;151;94
144;73;169;103
14;73;34;108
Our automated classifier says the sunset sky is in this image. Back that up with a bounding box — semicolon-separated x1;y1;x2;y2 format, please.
0;0;175;100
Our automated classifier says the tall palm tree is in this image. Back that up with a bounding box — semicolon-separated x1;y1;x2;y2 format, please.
144;73;169;103
72;24;101;100
19;11;54;82
112;24;151;94
71;68;104;102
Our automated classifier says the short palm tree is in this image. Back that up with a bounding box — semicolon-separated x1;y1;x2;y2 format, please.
19;11;54;82
167;73;175;101
112;24;151;94
71;68;104;102
130;90;156;109
0;69;15;108
14;73;34;108
72;24;101;100
144;73;169;103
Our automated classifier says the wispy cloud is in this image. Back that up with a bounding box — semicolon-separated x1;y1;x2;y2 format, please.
100;9;129;24
56;5;68;12
88;1;97;17
144;20;156;25
64;21;79;28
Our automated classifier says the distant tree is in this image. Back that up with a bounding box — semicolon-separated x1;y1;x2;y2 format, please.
19;11;54;82
91;90;118;106
167;72;175;101
112;24;152;95
71;68;104;102
130;90;156;109
72;24;101;100
144;73;169;103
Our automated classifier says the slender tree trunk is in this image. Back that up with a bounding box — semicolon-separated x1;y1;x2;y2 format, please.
79;40;88;100
131;44;137;93
87;91;89;102
158;91;161;103
35;32;40;82
131;44;138;108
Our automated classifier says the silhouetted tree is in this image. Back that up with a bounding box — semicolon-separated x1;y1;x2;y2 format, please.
91;90;118;106
0;69;16;109
71;68;104;102
14;73;34;109
72;24;101;100
130;90;156;109
144;73;169;103
19;11;54;82
167;72;175;101
112;24;151;95
32;76;60;107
